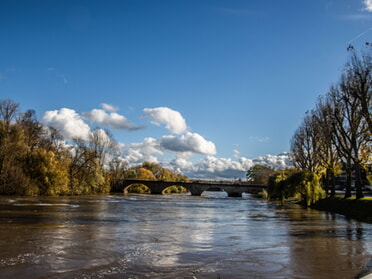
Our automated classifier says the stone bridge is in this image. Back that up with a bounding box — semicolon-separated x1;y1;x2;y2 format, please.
111;179;267;197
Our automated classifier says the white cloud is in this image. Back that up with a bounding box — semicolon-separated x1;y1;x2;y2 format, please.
250;153;291;169
101;103;118;112
172;156;194;169
120;138;163;164
233;149;240;159
170;152;292;180
364;0;372;12
160;132;217;155
41;108;91;140
143;107;187;134
83;108;140;131
40;104;292;180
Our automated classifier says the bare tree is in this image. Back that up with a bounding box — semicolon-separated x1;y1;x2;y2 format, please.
89;129;118;168
0;99;19;127
17;109;44;151
345;50;372;135
329;77;369;199
290;110;321;173
313;96;341;196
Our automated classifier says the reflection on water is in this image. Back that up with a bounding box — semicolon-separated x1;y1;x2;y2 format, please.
0;194;371;278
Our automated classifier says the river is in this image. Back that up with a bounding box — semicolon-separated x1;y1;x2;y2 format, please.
0;193;371;279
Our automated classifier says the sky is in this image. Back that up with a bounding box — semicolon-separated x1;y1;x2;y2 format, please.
1;0;372;179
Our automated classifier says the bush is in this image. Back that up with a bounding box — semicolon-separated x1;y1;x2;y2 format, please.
268;169;325;206
125;184;150;194
163;185;188;194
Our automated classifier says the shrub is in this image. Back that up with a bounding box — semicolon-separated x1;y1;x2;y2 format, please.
268;169;325;206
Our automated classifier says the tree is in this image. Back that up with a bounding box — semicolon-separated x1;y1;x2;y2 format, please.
290;110;321;173
17;109;44;151
69;137;109;194
89;129;118;168
140;161;188;181
313;96;341;196
345;49;372;135
136;168;156;180
268;169;325;206
0;99;19;126
27;148;70;195
108;157;128;187
329;72;369;199
246;164;274;185
290;49;371;199
0;121;30;194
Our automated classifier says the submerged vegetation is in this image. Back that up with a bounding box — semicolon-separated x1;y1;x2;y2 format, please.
0;99;187;196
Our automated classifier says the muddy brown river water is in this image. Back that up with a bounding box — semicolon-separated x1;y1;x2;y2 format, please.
0;194;371;279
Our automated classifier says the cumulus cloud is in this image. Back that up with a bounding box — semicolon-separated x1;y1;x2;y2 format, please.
119;137;163;164
41;108;91;140
40;103;292;180
143;107;187;134
169;152;292;180
251;152;291;169
364;0;372;12
83;108;140;130
160;132;217;155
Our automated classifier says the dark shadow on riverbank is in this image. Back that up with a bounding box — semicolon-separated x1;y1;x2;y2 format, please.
310;197;372;224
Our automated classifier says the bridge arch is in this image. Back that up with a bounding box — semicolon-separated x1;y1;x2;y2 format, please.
162;185;189;195
123;183;150;194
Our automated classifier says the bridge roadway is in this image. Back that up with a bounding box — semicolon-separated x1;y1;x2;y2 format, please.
112;179;267;197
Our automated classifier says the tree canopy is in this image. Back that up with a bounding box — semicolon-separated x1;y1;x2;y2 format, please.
289;48;371;200
0;100;188;196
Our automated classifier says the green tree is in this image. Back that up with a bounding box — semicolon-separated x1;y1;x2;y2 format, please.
69;138;109;195
268;169;325;206
28;148;70;195
0;121;31;195
246;164;274;185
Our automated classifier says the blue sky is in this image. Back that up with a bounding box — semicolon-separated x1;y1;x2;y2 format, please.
1;0;372;179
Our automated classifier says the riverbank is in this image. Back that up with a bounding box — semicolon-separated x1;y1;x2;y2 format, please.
310;196;372;223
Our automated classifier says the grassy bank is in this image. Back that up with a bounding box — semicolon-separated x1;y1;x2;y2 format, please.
310;196;372;223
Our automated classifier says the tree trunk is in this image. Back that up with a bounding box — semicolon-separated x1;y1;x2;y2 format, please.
330;171;336;197
344;168;352;198
354;162;364;199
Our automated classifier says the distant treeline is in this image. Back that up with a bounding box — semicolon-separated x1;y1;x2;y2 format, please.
0;100;187;196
